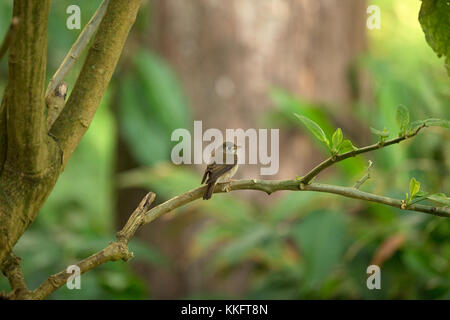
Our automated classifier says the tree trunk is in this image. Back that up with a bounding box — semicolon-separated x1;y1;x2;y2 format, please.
0;0;142;276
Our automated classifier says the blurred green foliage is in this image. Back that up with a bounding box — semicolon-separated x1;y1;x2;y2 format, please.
0;0;449;299
418;0;450;75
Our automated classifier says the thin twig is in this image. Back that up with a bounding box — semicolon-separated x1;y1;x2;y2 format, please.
0;17;19;61
354;160;373;189
45;0;109;100
299;125;426;184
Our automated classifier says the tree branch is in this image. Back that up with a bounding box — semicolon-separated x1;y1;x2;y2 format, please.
50;0;141;167
0;16;19;62
23;122;448;299
142;179;449;225
45;0;110;129
0;0;61;267
7;116;447;299
299;125;425;184
27;175;449;299
353;160;372;189
3;0;53;173
0;252;30;299
30;192;155;300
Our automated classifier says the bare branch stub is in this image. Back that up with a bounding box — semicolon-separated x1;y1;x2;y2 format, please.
354;160;373;189
0;252;30;299
46;81;68;129
116;192;156;243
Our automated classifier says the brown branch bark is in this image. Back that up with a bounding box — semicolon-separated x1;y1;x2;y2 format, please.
142;179;450;224
3;0;53;174
0;252;29;299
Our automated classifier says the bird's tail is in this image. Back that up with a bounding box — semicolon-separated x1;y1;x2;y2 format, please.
203;181;216;200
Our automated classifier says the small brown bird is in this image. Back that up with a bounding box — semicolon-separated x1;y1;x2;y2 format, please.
201;142;239;200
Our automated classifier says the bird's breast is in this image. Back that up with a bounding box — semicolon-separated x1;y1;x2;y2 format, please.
217;164;239;183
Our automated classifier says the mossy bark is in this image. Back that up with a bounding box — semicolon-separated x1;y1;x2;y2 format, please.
0;0;141;274
0;0;57;265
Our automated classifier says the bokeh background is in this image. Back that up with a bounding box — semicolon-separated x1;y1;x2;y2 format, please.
0;0;449;299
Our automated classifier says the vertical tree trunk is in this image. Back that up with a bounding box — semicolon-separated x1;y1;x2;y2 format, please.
150;0;367;179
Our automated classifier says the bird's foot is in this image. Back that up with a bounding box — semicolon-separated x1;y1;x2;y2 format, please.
221;180;233;193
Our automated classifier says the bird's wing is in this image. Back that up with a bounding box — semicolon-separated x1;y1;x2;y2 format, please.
202;163;236;184
202;152;237;184
201;167;209;184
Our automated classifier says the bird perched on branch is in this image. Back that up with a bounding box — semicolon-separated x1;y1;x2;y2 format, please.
201;142;239;200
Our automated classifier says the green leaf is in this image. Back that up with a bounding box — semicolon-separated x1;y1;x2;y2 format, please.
415;191;428;198
409;178;420;200
339;139;358;153
423;118;450;129
426;193;450;206
370;127;390;138
294;113;329;147
396;105;409;135
332;128;343;151
409;118;450;135
419;0;450;75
